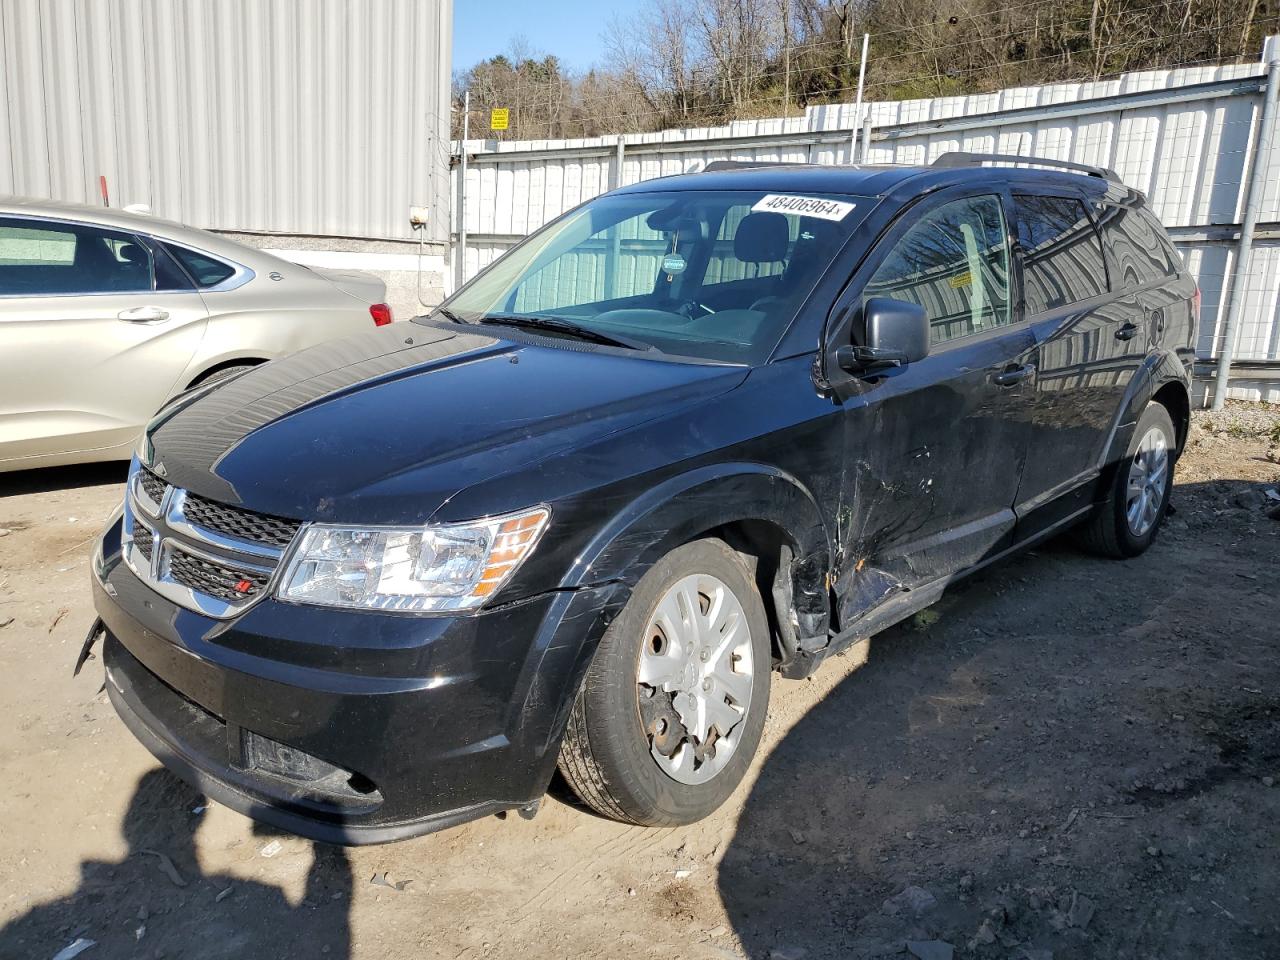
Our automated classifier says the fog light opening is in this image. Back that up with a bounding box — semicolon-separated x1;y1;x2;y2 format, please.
347;772;378;795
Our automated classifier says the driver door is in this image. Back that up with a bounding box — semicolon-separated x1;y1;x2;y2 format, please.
823;190;1037;625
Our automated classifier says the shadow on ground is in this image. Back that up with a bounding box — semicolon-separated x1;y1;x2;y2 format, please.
718;481;1280;960
0;769;353;959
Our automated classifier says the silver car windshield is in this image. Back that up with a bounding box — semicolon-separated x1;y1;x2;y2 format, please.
435;189;868;364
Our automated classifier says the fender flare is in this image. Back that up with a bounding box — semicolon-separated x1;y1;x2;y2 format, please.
560;461;833;594
1098;348;1191;485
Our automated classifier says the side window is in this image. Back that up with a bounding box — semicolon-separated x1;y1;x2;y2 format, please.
163;243;237;288
864;194;1010;345
1014;195;1108;314
1098;204;1178;288
0;218;155;295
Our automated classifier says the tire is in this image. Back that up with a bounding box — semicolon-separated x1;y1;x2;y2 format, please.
1077;401;1177;558
192;364;258;387
557;538;772;826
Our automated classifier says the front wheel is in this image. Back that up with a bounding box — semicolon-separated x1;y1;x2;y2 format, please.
558;538;771;826
1078;401;1177;558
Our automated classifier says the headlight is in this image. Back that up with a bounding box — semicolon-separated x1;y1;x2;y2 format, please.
277;507;550;612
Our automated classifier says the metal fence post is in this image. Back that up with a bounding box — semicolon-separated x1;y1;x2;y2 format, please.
612;134;626;190
1211;51;1280;409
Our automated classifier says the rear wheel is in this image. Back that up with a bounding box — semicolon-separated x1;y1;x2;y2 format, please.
558;538;771;825
1078;401;1176;558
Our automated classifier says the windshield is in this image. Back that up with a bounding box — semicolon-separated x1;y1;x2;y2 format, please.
433;189;868;364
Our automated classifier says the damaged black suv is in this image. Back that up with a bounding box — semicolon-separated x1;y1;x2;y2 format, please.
89;154;1196;843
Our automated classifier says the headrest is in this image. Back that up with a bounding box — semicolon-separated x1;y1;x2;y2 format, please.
117;243;145;265
733;212;789;263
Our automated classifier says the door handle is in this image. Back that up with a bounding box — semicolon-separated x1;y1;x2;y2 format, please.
117;306;170;323
991;363;1036;387
1115;321;1139;342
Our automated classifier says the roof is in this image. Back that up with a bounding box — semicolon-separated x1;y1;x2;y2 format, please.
0;195;283;265
616;160;1119;202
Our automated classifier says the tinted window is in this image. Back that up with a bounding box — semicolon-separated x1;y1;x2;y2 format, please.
146;240;196;292
164;243;236;287
1014;195;1108;314
1099;204;1178;288
864;194;1010;344
0;218;155;295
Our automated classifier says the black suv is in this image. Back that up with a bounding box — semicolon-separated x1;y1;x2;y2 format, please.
89;155;1196;843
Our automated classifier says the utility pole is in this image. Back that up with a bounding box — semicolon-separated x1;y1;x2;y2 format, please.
783;0;792;112
850;33;870;163
456;89;470;291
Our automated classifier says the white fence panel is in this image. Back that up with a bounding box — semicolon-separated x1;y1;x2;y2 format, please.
451;62;1280;396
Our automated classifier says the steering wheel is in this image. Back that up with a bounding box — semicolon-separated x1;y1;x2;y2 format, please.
678;300;716;319
749;295;784;312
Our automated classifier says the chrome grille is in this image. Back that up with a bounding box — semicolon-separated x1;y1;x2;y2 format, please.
138;468;167;507
133;525;155;563
124;460;300;618
167;548;272;602
181;492;301;548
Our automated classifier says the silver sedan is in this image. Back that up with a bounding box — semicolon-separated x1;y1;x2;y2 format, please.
0;197;394;472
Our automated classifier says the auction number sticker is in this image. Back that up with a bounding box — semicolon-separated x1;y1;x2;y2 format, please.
750;194;856;221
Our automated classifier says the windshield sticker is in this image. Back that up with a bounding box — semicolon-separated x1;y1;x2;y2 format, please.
751;194;856;221
662;253;687;275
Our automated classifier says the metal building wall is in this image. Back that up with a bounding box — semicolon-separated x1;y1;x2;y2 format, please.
452;61;1280;400
0;0;452;244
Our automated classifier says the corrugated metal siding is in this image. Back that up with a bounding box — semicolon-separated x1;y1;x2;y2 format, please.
452;62;1280;397
0;0;451;243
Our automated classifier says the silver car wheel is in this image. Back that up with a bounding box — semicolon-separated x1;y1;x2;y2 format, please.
1125;425;1170;537
637;574;755;786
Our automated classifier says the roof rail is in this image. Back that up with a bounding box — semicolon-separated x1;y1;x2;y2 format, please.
931;151;1119;182
701;160;802;172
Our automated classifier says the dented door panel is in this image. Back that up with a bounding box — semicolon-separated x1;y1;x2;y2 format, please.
831;323;1037;627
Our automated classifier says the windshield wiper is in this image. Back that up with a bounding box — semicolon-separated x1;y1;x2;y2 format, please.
477;314;655;352
433;306;464;324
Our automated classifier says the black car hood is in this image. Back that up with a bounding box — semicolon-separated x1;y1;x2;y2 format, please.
146;324;747;524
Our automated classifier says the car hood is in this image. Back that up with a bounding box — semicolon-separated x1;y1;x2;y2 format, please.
145;323;747;524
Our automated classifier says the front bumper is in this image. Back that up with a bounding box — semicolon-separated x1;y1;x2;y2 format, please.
92;515;619;844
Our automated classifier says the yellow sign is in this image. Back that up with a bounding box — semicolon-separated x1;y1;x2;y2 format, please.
490;108;510;131
949;270;972;288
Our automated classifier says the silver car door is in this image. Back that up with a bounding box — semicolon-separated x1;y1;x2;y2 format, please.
0;217;209;467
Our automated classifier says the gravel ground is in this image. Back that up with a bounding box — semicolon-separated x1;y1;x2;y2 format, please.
0;402;1277;960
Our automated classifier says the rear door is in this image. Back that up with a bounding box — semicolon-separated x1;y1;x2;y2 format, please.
1012;196;1182;533
1009;193;1117;525
0;216;210;466
825;189;1038;624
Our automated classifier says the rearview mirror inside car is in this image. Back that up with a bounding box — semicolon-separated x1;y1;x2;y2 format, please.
837;297;930;373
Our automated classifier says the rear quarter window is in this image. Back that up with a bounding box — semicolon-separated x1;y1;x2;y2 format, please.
1099;204;1179;288
1014;195;1108;314
163;243;237;288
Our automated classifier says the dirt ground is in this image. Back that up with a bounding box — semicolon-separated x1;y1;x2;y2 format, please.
1;403;1277;960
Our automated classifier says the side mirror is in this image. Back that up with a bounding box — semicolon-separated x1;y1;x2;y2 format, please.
837;297;930;373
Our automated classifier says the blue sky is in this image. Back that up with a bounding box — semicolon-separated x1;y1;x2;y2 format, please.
453;0;644;74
